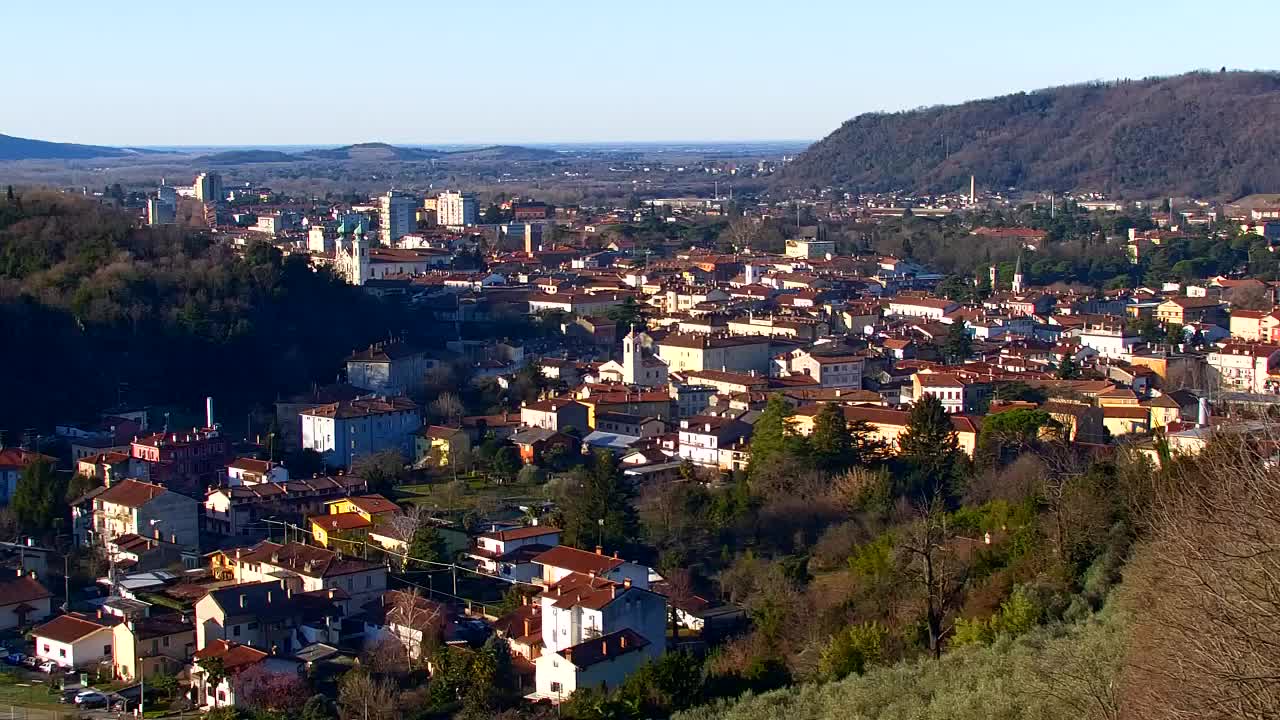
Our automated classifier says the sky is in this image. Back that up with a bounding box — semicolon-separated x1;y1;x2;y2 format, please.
4;0;1277;147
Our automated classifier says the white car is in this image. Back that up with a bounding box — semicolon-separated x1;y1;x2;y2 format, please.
74;691;108;707
38;660;58;674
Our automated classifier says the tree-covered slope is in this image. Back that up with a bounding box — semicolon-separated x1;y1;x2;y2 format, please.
779;71;1280;198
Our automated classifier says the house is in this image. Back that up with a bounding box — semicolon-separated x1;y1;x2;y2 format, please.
89;479;200;553
226;458;289;486
191;639;301;709
530;571;666;701
346;342;434;396
76;451;131;486
521;399;590;433
0;449;54;506
414;426;471;468
676;416;753;470
912;372;986;414
112;615;195;682
655;333;773;374
1103;406;1151;437
790;404;982;457
0;571;52;630
128;429;231;492
1078;322;1139;359
788;352;865;389
381;590;452;663
309;494;401;549
33;613;116;669
886;297;958;320
593;412;665;439
204;475;368;538
467;526;562;583
531;545;651;589
210;540;387;608
194;581;344;654
1155;297;1225;326
509;428;576;465
299;396;420;468
1207;343;1280;394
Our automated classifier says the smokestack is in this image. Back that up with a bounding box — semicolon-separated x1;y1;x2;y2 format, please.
970;175;975;205
206;397;215;428
1198;397;1210;427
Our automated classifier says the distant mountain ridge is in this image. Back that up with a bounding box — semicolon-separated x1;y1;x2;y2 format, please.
778;71;1280;198
0;133;157;161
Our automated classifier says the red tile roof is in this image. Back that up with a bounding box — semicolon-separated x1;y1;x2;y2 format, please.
98;479;168;508
531;545;623;576
194;639;267;671
33;614;110;644
0;575;51;607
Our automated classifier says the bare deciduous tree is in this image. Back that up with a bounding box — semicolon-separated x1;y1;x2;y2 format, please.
1123;430;1280;719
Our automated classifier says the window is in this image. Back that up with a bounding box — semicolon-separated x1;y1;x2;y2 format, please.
550;682;562;692
59;649;66;658
365;576;372;588
248;622;259;631
233;625;241;637
42;644;49;653
104;644;112;655
152;641;159;654
163;636;170;648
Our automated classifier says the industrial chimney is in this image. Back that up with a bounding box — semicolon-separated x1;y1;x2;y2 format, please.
206;397;215;429
1197;397;1210;428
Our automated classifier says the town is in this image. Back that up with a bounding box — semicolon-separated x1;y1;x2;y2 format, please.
2;160;1280;720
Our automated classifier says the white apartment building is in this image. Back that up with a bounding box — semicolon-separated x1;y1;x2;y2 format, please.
1207;343;1280;394
90;478;200;551
677;415;752;469
1078;323;1139;359
437;190;478;227
299;396;419;468
789;352;864;388
194;172;223;203
379;191;417;245
885;298;958;320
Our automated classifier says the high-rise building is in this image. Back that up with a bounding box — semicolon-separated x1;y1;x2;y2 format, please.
379;191;416;245
147;196;175;226
194;172;224;204
437;190;478;227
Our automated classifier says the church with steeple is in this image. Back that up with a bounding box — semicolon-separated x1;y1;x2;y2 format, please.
597;326;669;387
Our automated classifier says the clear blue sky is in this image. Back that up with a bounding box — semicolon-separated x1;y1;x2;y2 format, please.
4;0;1276;146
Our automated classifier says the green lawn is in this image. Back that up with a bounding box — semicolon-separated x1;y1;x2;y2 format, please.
393;478;550;512
0;677;66;711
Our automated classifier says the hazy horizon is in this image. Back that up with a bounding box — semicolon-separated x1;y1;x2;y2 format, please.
5;0;1278;146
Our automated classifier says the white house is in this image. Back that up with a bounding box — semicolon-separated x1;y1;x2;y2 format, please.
788;352;864;388
677;416;752;469
345;342;435;396
1078;323;1139;359
886;297;957;320
33;613;115;669
531;545;651;590
225;458;289;486
1207;343;1280;394
467;526;562;583
191;639;302;709
299;396;420;468
530;570;665;701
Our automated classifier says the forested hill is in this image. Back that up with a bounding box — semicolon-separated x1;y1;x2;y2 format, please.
778;71;1280;198
0;191;421;433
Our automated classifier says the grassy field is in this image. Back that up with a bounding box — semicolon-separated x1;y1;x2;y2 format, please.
393;476;552;513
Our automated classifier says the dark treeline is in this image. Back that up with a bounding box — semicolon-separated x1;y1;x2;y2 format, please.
0;191;431;434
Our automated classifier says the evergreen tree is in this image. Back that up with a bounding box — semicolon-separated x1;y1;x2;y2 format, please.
407;523;445;568
896;395;963;505
810;402;854;472
848;419;892;467
1056;355;1080;379
748;395;794;476
11;458;66;537
559;450;638;550
943;320;972;363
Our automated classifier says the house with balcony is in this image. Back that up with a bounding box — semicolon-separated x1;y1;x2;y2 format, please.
466;526;562;583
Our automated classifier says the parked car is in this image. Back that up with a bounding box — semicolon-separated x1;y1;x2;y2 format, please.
22;656;38;668
75;691;108;708
5;652;25;665
38;660;58;674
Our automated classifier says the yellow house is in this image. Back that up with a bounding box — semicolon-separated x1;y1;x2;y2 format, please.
112;616;195;682
414;425;471;468
1141;395;1182;429
1102;406;1151;437
310;494;401;548
790;403;981;457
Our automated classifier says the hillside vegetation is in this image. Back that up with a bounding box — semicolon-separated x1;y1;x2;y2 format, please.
779;71;1280;197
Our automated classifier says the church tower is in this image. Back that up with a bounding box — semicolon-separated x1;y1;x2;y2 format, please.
1011;254;1024;294
350;226;370;286
622;325;642;385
